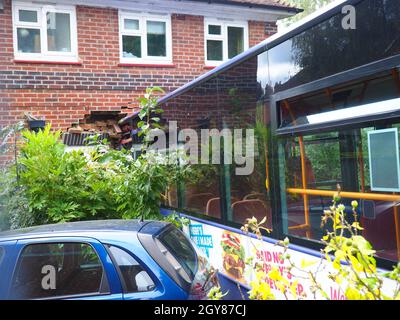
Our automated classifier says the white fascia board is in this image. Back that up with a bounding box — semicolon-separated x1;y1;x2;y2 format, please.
35;0;296;21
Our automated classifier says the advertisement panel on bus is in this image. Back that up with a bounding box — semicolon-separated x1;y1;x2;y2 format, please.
183;217;397;300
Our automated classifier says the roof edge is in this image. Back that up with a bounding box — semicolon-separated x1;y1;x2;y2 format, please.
185;0;303;14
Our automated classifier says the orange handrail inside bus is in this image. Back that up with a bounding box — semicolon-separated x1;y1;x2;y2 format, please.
287;187;400;260
282;100;311;237
264;104;270;192
287;188;400;202
298;137;310;225
288;223;310;231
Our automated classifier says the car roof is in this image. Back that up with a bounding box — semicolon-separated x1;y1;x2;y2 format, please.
0;219;168;242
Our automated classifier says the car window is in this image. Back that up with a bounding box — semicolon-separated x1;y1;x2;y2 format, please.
159;228;197;279
107;245;155;293
11;242;107;299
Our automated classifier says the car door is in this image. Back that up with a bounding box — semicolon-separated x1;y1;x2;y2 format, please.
8;237;123;300
105;244;166;300
0;241;17;299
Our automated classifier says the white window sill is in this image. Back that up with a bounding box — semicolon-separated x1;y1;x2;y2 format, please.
120;58;172;64
118;62;175;68
205;61;224;68
14;55;80;64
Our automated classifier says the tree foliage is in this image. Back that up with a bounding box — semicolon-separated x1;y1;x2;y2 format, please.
279;0;335;28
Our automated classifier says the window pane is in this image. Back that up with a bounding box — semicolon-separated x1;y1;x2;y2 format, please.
17;28;41;53
124;18;139;30
278;74;399;131
161;183;178;208
147;21;166;57
278;70;400;262
19;10;37;23
122;35;141;58
207;40;222;61
268;0;400;93
47;12;71;52
160;228;197;278
208;25;221;35
216;54;273;230
159;77;222;219
108;245;155;293
368;129;400;191
11;243;105;299
228;26;244;59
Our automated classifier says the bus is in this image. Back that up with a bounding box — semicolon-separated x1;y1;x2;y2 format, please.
157;0;400;299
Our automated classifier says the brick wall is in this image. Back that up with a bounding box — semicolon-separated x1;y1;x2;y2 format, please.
0;0;277;162
249;20;276;47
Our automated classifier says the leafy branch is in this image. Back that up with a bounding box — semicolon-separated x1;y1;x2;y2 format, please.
137;86;165;148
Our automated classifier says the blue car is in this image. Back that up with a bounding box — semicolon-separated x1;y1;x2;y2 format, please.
0;220;216;300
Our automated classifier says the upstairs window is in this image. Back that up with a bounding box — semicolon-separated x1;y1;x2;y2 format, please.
119;12;172;65
12;2;78;62
204;19;248;66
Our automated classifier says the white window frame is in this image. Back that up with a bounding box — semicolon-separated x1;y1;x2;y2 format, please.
12;1;78;62
119;11;172;65
204;18;249;67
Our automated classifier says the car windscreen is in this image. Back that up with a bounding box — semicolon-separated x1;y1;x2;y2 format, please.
159;228;197;279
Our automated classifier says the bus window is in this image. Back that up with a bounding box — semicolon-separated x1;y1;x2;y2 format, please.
161;78;222;218
217;53;272;229
278;71;400;261
268;0;400;94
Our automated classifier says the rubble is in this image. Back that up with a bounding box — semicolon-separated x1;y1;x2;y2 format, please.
65;111;133;147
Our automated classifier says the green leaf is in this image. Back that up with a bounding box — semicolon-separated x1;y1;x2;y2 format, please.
138;109;147;119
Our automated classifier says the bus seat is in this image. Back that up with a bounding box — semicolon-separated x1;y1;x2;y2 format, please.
206;197;240;218
186;193;214;212
206;197;222;218
361;202;397;252
232;199;272;229
243;193;265;201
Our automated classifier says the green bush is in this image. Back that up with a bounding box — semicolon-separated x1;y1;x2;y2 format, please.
0;167;30;230
0;125;189;228
0;87;188;229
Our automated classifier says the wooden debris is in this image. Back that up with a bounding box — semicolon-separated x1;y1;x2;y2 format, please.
113;123;122;134
68;126;83;134
65;111;131;148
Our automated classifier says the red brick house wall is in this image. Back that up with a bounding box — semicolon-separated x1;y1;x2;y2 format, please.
0;0;278;164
